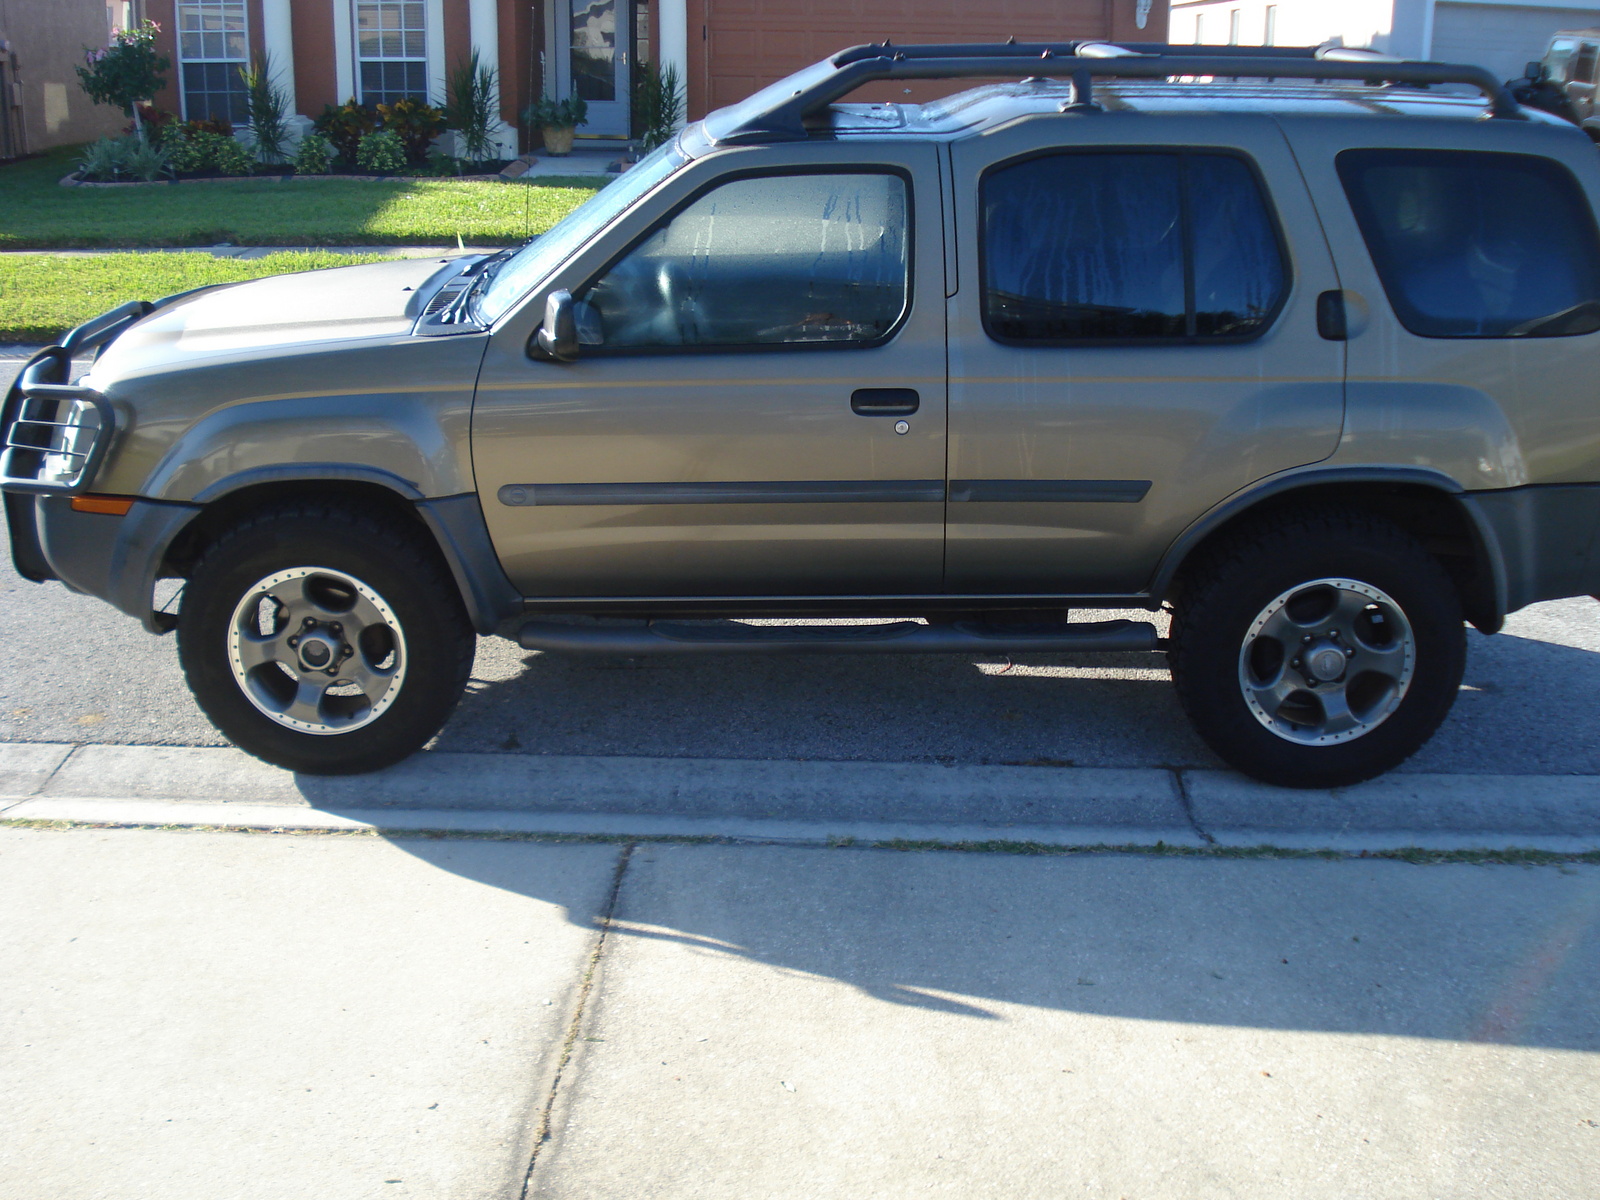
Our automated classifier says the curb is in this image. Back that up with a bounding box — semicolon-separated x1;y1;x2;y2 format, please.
2;742;1599;853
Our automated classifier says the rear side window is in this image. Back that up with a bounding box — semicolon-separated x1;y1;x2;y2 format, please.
981;150;1287;345
1337;149;1600;339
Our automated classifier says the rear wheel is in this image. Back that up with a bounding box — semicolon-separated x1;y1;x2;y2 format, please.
177;503;474;774
1169;510;1466;788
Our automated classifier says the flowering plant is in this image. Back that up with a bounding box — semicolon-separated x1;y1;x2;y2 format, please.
76;20;170;141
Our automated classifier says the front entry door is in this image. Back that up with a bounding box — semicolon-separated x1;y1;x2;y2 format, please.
945;115;1346;596
472;145;947;599
554;0;631;136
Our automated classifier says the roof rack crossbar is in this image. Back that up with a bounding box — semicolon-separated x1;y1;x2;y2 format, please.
702;43;1522;144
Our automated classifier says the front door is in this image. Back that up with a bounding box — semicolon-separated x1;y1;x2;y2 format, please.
553;0;631;137
944;114;1346;596
472;144;947;599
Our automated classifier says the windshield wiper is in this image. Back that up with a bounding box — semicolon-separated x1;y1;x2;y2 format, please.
445;249;518;323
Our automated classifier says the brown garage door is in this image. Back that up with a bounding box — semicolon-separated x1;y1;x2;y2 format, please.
690;0;1170;117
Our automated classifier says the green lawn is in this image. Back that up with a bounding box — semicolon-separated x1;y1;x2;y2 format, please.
0;251;399;342
0;146;604;249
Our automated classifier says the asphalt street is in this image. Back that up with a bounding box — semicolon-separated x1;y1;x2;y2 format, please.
3;350;1596;774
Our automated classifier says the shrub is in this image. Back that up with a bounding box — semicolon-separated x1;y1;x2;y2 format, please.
124;137;172;181
632;61;683;153
126;103;177;144
445;50;499;164
185;115;234;137
355;129;405;173
376;97;446;164
75;135;170;182
292;132;336;175
523;93;588;131
209;132;253;175
314;99;376;165
239;53;292;164
165;128;252;176
162;126;202;173
75;19;169;142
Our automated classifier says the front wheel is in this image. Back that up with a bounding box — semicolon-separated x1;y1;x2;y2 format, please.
1169;510;1466;788
177;504;475;774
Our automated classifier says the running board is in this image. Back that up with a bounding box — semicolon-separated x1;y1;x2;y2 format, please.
517;618;1159;656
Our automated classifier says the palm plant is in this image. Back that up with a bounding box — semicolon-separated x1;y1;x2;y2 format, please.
239;53;292;164
445;50;499;165
633;61;684;152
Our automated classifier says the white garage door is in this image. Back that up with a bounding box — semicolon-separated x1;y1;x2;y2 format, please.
1431;3;1600;84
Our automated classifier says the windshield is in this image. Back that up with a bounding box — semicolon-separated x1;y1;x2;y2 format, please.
478;141;688;323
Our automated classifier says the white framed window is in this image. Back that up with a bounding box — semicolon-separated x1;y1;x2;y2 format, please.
356;1;428;106
1228;9;1241;46
1264;5;1278;47
178;0;249;124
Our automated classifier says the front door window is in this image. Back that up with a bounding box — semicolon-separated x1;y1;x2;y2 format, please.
571;0;617;102
583;172;910;351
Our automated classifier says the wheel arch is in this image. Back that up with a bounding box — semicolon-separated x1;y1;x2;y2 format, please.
1151;468;1508;634
159;473;520;636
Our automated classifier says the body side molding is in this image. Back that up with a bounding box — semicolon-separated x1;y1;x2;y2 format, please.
498;480;945;506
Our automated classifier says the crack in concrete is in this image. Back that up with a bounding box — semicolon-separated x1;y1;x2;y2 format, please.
1170;770;1216;844
518;840;635;1199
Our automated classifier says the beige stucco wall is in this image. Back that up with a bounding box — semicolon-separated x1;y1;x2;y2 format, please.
0;0;138;154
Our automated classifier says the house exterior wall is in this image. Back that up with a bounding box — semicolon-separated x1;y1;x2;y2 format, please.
291;0;338;111
682;0;1172;120
1432;2;1600;83
1169;0;1600;82
0;0;135;153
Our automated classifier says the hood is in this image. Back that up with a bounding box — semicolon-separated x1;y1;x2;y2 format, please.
88;256;468;379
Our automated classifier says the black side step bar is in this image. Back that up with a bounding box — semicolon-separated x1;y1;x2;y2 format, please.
518;618;1159;656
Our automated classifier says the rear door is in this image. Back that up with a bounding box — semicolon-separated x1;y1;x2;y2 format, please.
943;112;1346;596
472;143;947;599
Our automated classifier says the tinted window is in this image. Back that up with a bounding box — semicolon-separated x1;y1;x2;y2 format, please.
1190;156;1290;336
1339;149;1600;339
583;172;909;351
982;151;1286;344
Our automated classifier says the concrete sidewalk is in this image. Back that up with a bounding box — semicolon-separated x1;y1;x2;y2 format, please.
2;825;1596;1199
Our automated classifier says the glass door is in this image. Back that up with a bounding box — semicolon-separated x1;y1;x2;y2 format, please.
565;0;630;136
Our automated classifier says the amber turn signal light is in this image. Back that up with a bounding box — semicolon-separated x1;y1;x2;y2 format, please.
69;494;135;516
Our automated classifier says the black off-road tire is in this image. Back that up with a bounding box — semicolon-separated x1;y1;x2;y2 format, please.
177;502;475;774
1169;508;1466;788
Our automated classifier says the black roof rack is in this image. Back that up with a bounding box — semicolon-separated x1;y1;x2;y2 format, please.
701;41;1522;145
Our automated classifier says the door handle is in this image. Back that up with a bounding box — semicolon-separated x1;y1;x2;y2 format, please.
1316;290;1348;341
851;387;919;416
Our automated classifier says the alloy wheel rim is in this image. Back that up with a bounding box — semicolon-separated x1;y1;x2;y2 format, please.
226;566;408;736
1237;577;1416;746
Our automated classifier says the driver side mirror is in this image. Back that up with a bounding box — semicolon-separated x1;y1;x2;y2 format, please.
533;289;578;362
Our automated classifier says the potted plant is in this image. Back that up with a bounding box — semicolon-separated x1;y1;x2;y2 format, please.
523;94;588;155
